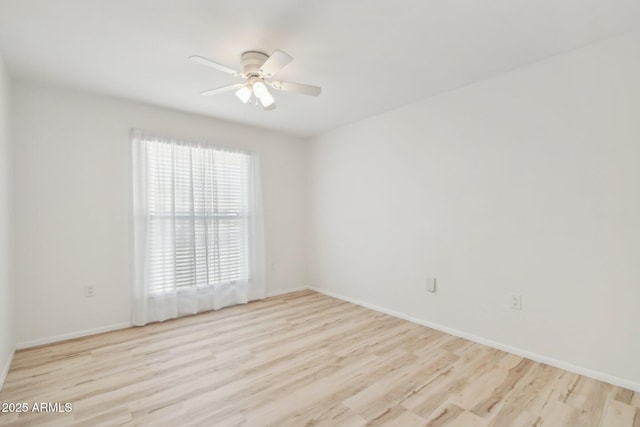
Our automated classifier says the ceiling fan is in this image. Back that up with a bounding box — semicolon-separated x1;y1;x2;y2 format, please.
190;50;321;110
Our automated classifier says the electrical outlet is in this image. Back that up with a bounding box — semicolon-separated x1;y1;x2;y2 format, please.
85;285;96;298
426;277;437;293
510;293;522;310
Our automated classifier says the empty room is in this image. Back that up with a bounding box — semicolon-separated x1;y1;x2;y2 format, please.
0;1;639;426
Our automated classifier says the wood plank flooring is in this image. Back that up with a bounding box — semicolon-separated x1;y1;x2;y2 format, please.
0;290;638;426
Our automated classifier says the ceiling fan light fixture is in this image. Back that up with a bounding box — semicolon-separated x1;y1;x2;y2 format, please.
191;49;321;111
235;85;252;103
253;81;274;107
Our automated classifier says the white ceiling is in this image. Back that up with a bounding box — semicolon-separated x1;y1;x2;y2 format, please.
0;0;639;137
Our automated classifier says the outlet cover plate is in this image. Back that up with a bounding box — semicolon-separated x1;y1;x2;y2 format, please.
427;277;437;293
510;293;522;310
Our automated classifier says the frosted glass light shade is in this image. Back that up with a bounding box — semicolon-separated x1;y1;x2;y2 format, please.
252;81;275;107
235;85;252;104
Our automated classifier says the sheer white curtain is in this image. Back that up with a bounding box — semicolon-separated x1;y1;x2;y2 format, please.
131;130;265;326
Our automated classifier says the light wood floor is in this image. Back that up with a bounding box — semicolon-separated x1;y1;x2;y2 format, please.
0;291;638;427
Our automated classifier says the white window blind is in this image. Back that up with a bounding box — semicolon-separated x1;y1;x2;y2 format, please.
132;131;265;325
146;143;250;292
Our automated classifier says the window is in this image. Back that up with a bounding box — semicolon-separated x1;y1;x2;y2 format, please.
132;131;264;325
146;143;251;293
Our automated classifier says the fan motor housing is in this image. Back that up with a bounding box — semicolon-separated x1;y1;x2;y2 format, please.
241;51;269;75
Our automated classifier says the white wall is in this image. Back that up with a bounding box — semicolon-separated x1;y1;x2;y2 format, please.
13;82;307;345
0;51;15;387
308;32;640;389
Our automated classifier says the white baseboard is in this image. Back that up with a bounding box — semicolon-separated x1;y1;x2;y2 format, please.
311;287;640;393
266;287;308;298
0;344;16;391
13;291;308;351
15;322;132;350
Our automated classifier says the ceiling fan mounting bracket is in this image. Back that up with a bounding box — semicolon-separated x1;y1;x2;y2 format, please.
240;51;269;74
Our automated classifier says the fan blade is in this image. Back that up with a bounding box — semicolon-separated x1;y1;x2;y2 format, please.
263;102;277;111
258;50;293;78
200;83;244;96
190;55;243;77
268;80;321;96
